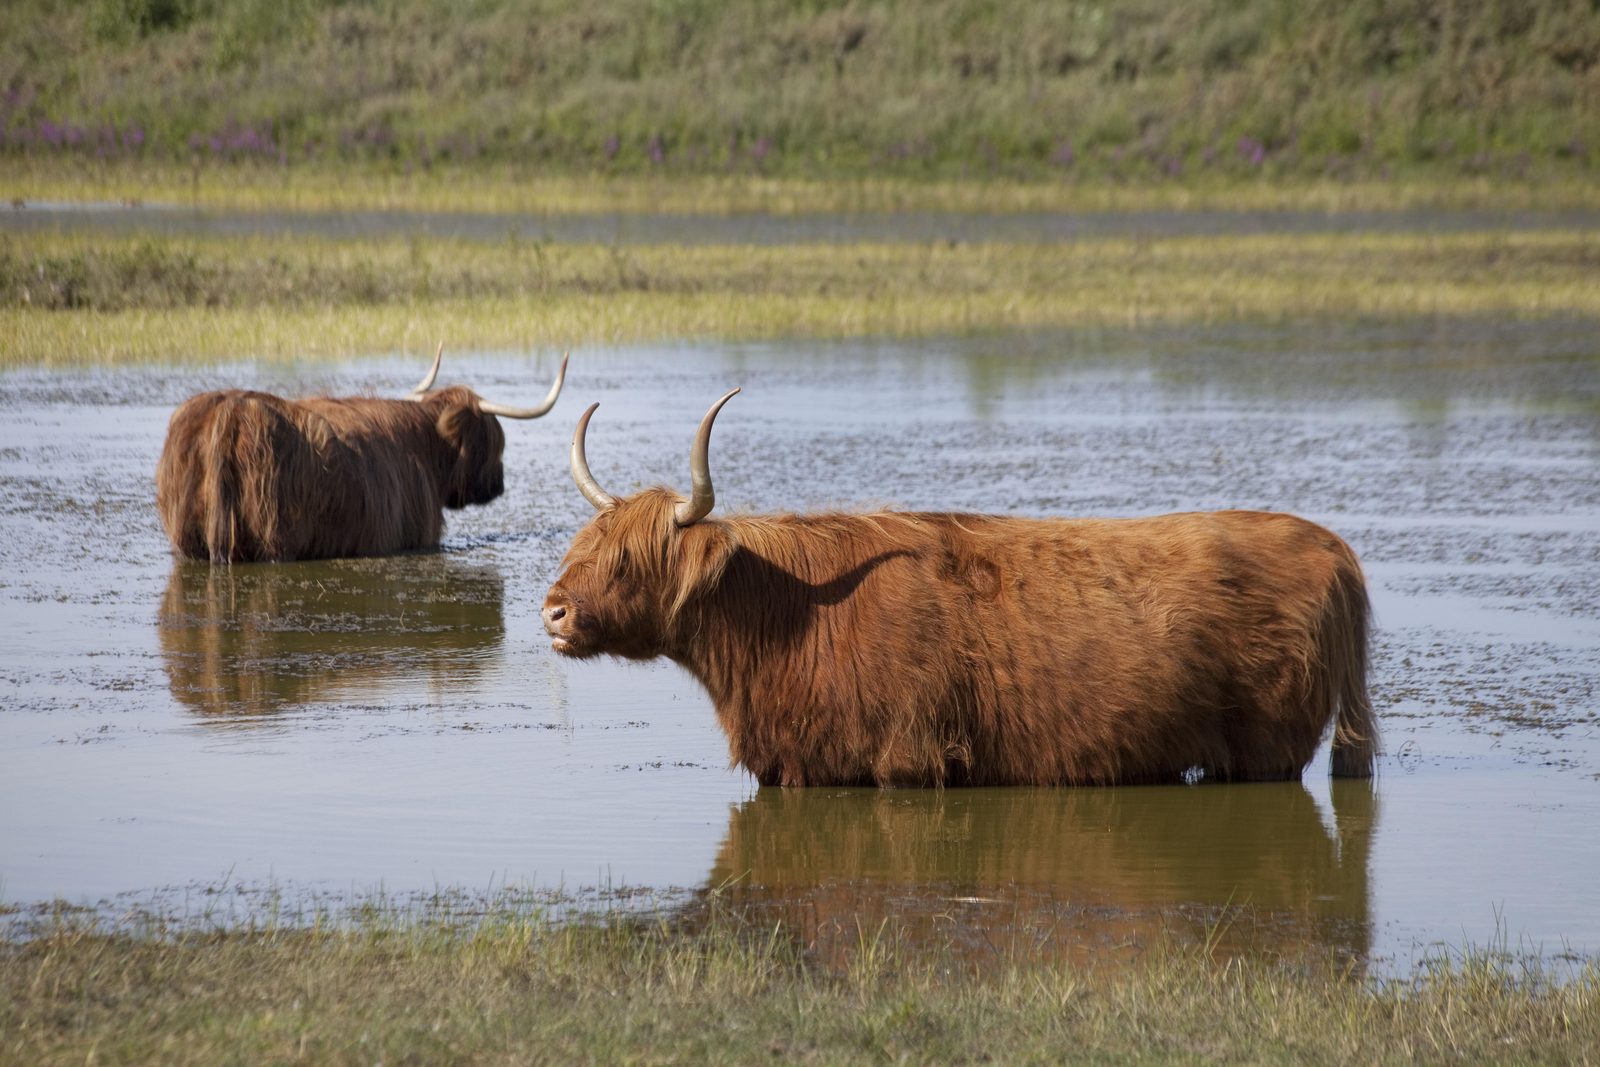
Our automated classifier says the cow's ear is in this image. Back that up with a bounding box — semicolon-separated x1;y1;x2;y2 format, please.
433;396;473;451
670;521;737;618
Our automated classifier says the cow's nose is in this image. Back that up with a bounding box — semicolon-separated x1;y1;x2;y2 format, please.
541;603;568;633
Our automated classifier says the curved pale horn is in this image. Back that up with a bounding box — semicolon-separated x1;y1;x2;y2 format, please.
570;402;617;512
479;352;569;419
409;341;444;397
673;388;740;527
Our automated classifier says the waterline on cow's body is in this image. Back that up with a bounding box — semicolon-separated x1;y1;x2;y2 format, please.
2;319;1598;973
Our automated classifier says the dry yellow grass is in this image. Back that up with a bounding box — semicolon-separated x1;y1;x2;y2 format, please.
3;230;1597;365
7;161;1600;216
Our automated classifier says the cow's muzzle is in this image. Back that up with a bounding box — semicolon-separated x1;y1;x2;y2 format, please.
542;597;579;654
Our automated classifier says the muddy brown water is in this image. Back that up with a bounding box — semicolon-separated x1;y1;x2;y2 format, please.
1;320;1598;972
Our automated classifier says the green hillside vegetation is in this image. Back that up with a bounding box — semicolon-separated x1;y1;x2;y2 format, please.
3;0;1597;184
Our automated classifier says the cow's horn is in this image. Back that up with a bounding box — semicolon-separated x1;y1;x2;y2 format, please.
479;353;569;419
409;341;445;397
674;388;740;527
570;402;617;512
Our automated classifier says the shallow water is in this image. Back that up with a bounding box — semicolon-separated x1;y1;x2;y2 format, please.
7;202;1600;244
1;321;1598;971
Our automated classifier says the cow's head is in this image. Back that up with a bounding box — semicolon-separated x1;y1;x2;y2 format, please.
409;344;568;508
542;390;740;660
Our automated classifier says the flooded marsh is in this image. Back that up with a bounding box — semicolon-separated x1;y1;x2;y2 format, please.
5;227;1600;365
1;321;1598;976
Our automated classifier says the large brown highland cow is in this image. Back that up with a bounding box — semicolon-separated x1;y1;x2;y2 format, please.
542;391;1377;788
157;346;566;562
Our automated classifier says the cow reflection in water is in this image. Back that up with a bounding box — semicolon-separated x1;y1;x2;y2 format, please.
158;557;505;716
687;781;1377;971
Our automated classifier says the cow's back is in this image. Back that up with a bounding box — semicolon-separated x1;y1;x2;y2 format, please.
157;391;448;562
706;509;1367;786
156;391;343;562
294;396;445;557
159;391;296;562
939;510;1356;784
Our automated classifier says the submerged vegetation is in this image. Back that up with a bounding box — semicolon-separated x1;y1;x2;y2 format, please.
3;229;1598;364
2;900;1596;1066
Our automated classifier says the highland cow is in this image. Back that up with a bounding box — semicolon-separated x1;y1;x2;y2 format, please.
156;346;566;562
542;391;1377;788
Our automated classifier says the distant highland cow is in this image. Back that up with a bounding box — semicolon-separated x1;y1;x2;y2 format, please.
156;346;567;562
543;391;1377;787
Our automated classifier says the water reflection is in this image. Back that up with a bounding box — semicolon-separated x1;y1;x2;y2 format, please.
942;320;1600;416
692;781;1377;970
158;556;505;717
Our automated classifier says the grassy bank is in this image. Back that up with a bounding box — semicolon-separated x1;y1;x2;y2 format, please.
3;1;1597;186
2;904;1595;1066
11;160;1600;216
3;229;1598;365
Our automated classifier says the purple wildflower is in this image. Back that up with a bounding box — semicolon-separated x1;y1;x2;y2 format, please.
1236;136;1265;167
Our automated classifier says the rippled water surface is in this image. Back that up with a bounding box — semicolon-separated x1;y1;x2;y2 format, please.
2;321;1597;971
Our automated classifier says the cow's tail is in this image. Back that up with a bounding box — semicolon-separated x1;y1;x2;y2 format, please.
1325;540;1377;778
199;397;279;563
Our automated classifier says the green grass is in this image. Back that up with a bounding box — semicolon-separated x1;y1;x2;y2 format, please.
2;901;1596;1066
4;229;1598;365
11;159;1600;215
3;0;1598;184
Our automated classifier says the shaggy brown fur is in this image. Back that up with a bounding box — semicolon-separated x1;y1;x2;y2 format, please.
156;386;508;562
544;489;1377;787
